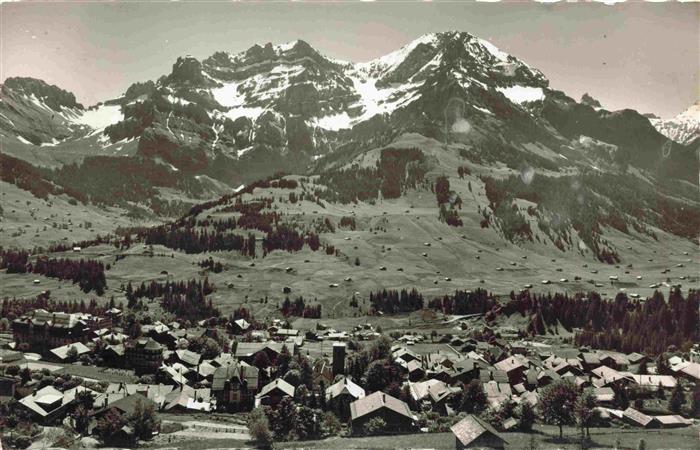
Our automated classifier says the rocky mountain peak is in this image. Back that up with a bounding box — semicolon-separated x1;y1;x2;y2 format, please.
2;76;84;111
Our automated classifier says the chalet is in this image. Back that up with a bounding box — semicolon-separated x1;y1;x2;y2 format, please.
427;382;462;414
670;361;700;383
19;385;99;425
591;387;615;405
48;342;91;362
494;355;527;385
212;361;260;411
655;415;693;428
627;352;647;366
163;386;212;412
451;359;479;383
408;379;444;403
581;352;602;371
231;319;251;334
350;391;415;434
405;359;426;381
255;378;295;407
630;374;676;391
326;376;365;420
451;414;507;450
392;347;420;363
235;342;293;365
479;368;509;385
172;349;202;367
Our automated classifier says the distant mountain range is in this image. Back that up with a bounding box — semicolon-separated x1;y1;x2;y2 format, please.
1;31;698;253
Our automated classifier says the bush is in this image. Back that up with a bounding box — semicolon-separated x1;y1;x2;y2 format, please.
361;417;387;436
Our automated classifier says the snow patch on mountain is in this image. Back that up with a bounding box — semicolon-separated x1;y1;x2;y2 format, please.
497;86;545;104
75;104;123;131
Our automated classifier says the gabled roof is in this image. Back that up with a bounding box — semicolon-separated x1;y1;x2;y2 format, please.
256;378;295;399
451;414;506;447
408;379;444;401
592;387;615;402
350;391;413;421
494;355;527;373
175;349;202;366
211;361;259;391
623;407;658;427
326;377;365;401
49;342;90;360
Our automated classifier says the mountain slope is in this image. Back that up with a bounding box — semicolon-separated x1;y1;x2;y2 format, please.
1;32;698;252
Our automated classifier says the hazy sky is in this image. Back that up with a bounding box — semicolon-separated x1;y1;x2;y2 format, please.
2;1;698;118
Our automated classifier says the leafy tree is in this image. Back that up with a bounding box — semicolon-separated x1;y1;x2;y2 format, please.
575;389;597;438
291;406;320;440
669;383;685;413
364;361;389;392
637;360;648;375
539;379;578;438
690;384;700;418
129;399;160;440
95;409;126;440
66;346;79;361
461;379;487;414
247;407;273;449
516;401;537;432
270;397;296;439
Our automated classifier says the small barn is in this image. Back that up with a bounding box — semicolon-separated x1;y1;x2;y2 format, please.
451;414;507;450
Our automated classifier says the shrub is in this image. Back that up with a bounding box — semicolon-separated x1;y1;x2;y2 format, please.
361;417;386;436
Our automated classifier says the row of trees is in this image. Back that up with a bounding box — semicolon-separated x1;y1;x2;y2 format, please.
280;296;322;318
1;251;107;295
501;288;699;355
368;288;424;314
126;278;219;320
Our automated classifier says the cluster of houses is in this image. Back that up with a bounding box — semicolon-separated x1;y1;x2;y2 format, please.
1;308;698;448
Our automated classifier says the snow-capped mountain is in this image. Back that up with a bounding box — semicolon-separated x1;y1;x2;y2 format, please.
648;102;700;145
1;31;697;222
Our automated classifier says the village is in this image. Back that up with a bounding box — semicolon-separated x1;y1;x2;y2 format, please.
0;301;698;450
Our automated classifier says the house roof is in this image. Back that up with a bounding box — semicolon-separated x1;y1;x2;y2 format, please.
592;387;615;402
211;361;259;391
175;349;201;366
494;355;527;373
623;407;658;427
256;378;295;399
326;377;365;401
49;342;90;360
451;414;506;447
671;361;700;380
655;415;693;426
350;391;413;421
235;342;287;358
631;374;676;389
408;379;443;402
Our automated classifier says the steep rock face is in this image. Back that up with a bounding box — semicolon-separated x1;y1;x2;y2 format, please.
649;102;700;145
0;78;87;145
